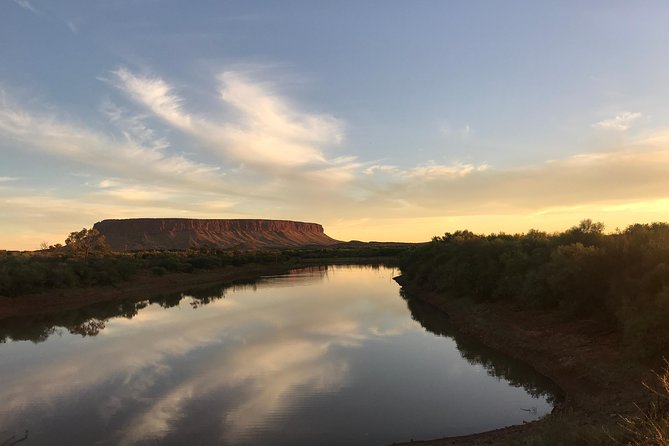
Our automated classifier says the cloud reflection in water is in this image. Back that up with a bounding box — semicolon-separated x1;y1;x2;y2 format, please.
0;266;554;446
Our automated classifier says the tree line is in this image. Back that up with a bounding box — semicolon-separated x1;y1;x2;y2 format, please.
399;219;669;360
0;229;404;297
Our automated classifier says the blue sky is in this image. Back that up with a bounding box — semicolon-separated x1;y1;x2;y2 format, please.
2;1;669;249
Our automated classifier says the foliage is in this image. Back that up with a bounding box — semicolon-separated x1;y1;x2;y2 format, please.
65;228;110;259
0;241;409;298
399;220;669;360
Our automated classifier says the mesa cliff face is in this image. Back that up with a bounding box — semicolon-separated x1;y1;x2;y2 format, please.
93;218;340;251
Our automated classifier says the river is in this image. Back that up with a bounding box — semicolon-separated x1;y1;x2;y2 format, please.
0;265;558;445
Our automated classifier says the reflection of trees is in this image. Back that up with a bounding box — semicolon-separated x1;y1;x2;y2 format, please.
0;274;278;343
0;265;394;344
68;318;106;337
401;289;562;404
0;319;57;344
0;268;329;343
0;299;149;343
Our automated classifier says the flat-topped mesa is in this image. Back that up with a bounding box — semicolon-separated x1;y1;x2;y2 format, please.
93;218;340;251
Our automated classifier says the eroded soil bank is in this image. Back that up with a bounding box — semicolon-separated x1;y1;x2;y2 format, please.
392;276;653;446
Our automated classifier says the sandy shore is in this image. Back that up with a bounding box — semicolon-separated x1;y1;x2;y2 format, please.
391;276;651;445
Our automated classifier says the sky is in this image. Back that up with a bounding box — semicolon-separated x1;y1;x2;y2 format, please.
2;1;669;249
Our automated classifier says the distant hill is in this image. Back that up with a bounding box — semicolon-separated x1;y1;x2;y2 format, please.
93;218;340;251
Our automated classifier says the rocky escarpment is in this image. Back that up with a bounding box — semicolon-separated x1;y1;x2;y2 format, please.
93;218;340;251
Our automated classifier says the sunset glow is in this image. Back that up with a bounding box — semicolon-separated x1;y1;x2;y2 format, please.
3;1;669;249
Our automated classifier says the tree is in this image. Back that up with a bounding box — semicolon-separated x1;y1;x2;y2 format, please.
65;228;110;259
560;219;606;246
577;218;605;234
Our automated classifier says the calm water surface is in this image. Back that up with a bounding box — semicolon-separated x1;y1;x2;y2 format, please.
0;265;558;445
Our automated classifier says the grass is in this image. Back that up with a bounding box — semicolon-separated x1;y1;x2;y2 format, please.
619;362;669;446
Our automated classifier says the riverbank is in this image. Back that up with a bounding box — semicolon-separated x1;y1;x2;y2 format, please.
0;263;295;320
0;264;656;444
393;275;653;445
0;255;399;321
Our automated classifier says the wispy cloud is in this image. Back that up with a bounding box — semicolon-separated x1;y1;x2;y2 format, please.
363;161;488;180
0;94;226;192
356;145;669;220
100;100;170;151
66;20;78;34
2;67;669;248
593;112;642;131
217;71;342;167
13;0;38;14
111;68;193;130
110;67;343;169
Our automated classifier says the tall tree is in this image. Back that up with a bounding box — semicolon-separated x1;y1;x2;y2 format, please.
65;228;109;259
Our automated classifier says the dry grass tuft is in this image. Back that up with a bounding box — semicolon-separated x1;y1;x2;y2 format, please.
620;360;669;446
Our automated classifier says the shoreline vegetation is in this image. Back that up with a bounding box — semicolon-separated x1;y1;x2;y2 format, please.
0;263;292;320
399;220;669;361
394;219;669;445
394;276;642;445
3;220;669;444
0;242;407;318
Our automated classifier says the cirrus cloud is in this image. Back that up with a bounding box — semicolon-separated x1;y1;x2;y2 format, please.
110;68;343;169
593;111;642;131
2;69;669;249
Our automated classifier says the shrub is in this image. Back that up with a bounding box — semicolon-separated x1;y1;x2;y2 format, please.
399;220;669;360
150;266;167;276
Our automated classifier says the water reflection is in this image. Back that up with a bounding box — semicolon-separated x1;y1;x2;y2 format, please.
401;291;562;404
0;267;330;344
0;266;556;445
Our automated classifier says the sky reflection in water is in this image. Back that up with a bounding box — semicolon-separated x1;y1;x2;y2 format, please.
0;266;556;445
